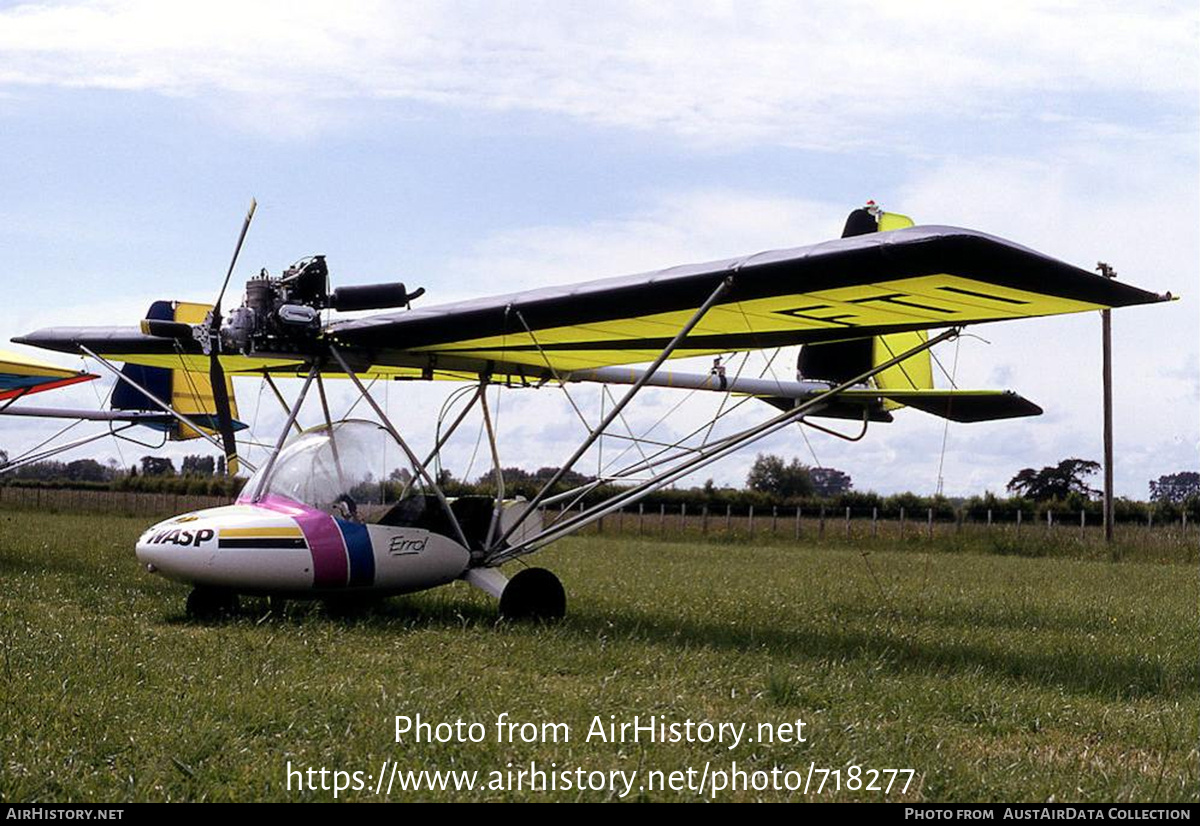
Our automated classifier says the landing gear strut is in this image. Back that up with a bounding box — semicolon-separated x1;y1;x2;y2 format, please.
499;568;566;621
186;587;240;619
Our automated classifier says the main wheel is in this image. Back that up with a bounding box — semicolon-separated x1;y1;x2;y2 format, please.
186;587;239;620
499;568;566;621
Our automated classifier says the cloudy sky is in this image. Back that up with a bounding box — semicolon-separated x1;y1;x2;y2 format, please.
0;0;1196;498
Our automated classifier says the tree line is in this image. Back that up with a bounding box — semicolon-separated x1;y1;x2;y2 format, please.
2;448;1197;521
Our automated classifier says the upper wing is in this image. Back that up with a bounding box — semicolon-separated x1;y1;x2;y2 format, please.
15;225;1169;378
0;348;97;401
326;225;1168;375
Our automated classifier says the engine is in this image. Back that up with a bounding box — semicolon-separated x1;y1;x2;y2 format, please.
224;256;422;355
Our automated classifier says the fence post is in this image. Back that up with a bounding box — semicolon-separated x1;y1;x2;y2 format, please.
845;506;851;538
795;506;802;540
927;507;934;540
702;504;709;535
638;503;644;535
899;506;905;538
659;503;665;533
1080;508;1085;538
748;505;755;536
871;507;878;538
1047;510;1053;530
819;505;826;539
725;504;732;533
680;502;686;532
772;506;778;534
987;508;992;528
1017;509;1022;533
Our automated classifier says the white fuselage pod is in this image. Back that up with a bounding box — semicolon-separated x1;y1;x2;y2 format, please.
135;502;471;596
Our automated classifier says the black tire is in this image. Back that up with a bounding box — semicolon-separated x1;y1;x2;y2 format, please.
186;587;239;620
499;568;566;621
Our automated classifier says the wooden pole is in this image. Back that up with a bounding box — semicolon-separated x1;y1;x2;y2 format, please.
1098;262;1116;544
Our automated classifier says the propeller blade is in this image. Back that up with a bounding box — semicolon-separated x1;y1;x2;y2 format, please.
207;197;257;475
208;353;239;475
213;197;257;315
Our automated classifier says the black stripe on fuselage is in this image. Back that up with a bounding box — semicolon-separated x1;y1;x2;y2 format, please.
218;538;308;549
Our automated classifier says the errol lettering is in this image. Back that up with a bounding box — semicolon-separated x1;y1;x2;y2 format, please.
388;535;427;555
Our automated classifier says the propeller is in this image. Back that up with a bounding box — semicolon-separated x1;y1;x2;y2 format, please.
207;198;257;476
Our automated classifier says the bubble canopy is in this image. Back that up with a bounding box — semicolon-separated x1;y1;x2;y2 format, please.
241;419;401;514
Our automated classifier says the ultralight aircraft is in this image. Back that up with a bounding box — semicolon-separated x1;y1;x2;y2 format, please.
9;202;1170;618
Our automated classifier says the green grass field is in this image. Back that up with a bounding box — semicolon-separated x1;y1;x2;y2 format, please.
1;509;1196;802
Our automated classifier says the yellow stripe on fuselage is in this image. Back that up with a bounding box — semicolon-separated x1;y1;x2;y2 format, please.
219;526;304;539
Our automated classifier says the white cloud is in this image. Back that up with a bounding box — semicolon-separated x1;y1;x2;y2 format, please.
435;189;847;298
1;2;1195;499
4;172;1194;497
0;1;1194;147
416;169;1196;497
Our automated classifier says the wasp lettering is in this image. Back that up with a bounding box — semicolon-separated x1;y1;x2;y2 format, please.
146;528;215;547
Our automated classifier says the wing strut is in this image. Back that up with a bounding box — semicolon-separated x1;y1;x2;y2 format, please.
488;326;961;564
494;274;735;548
246;366;317;502
79;345;257;473
330;347;473;552
0;423;142;474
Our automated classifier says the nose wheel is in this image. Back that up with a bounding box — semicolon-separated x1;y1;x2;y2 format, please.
186;586;240;619
498;568;566;621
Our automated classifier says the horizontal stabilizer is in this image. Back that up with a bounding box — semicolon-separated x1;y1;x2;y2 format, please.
841;389;1042;422
760;395;894;422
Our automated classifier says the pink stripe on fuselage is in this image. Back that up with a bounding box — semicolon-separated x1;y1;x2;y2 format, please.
252;495;349;588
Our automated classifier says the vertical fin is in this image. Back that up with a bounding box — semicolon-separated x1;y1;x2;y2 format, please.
112;301;174;424
170;302;239;442
798;206;932;403
871;212;932;407
111;301;239;442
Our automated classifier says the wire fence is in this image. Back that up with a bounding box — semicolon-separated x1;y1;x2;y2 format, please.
541;501;1198;560
0;485;231;518
2;488;1193;560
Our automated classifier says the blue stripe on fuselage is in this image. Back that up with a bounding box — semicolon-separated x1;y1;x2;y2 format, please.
336;519;375;587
